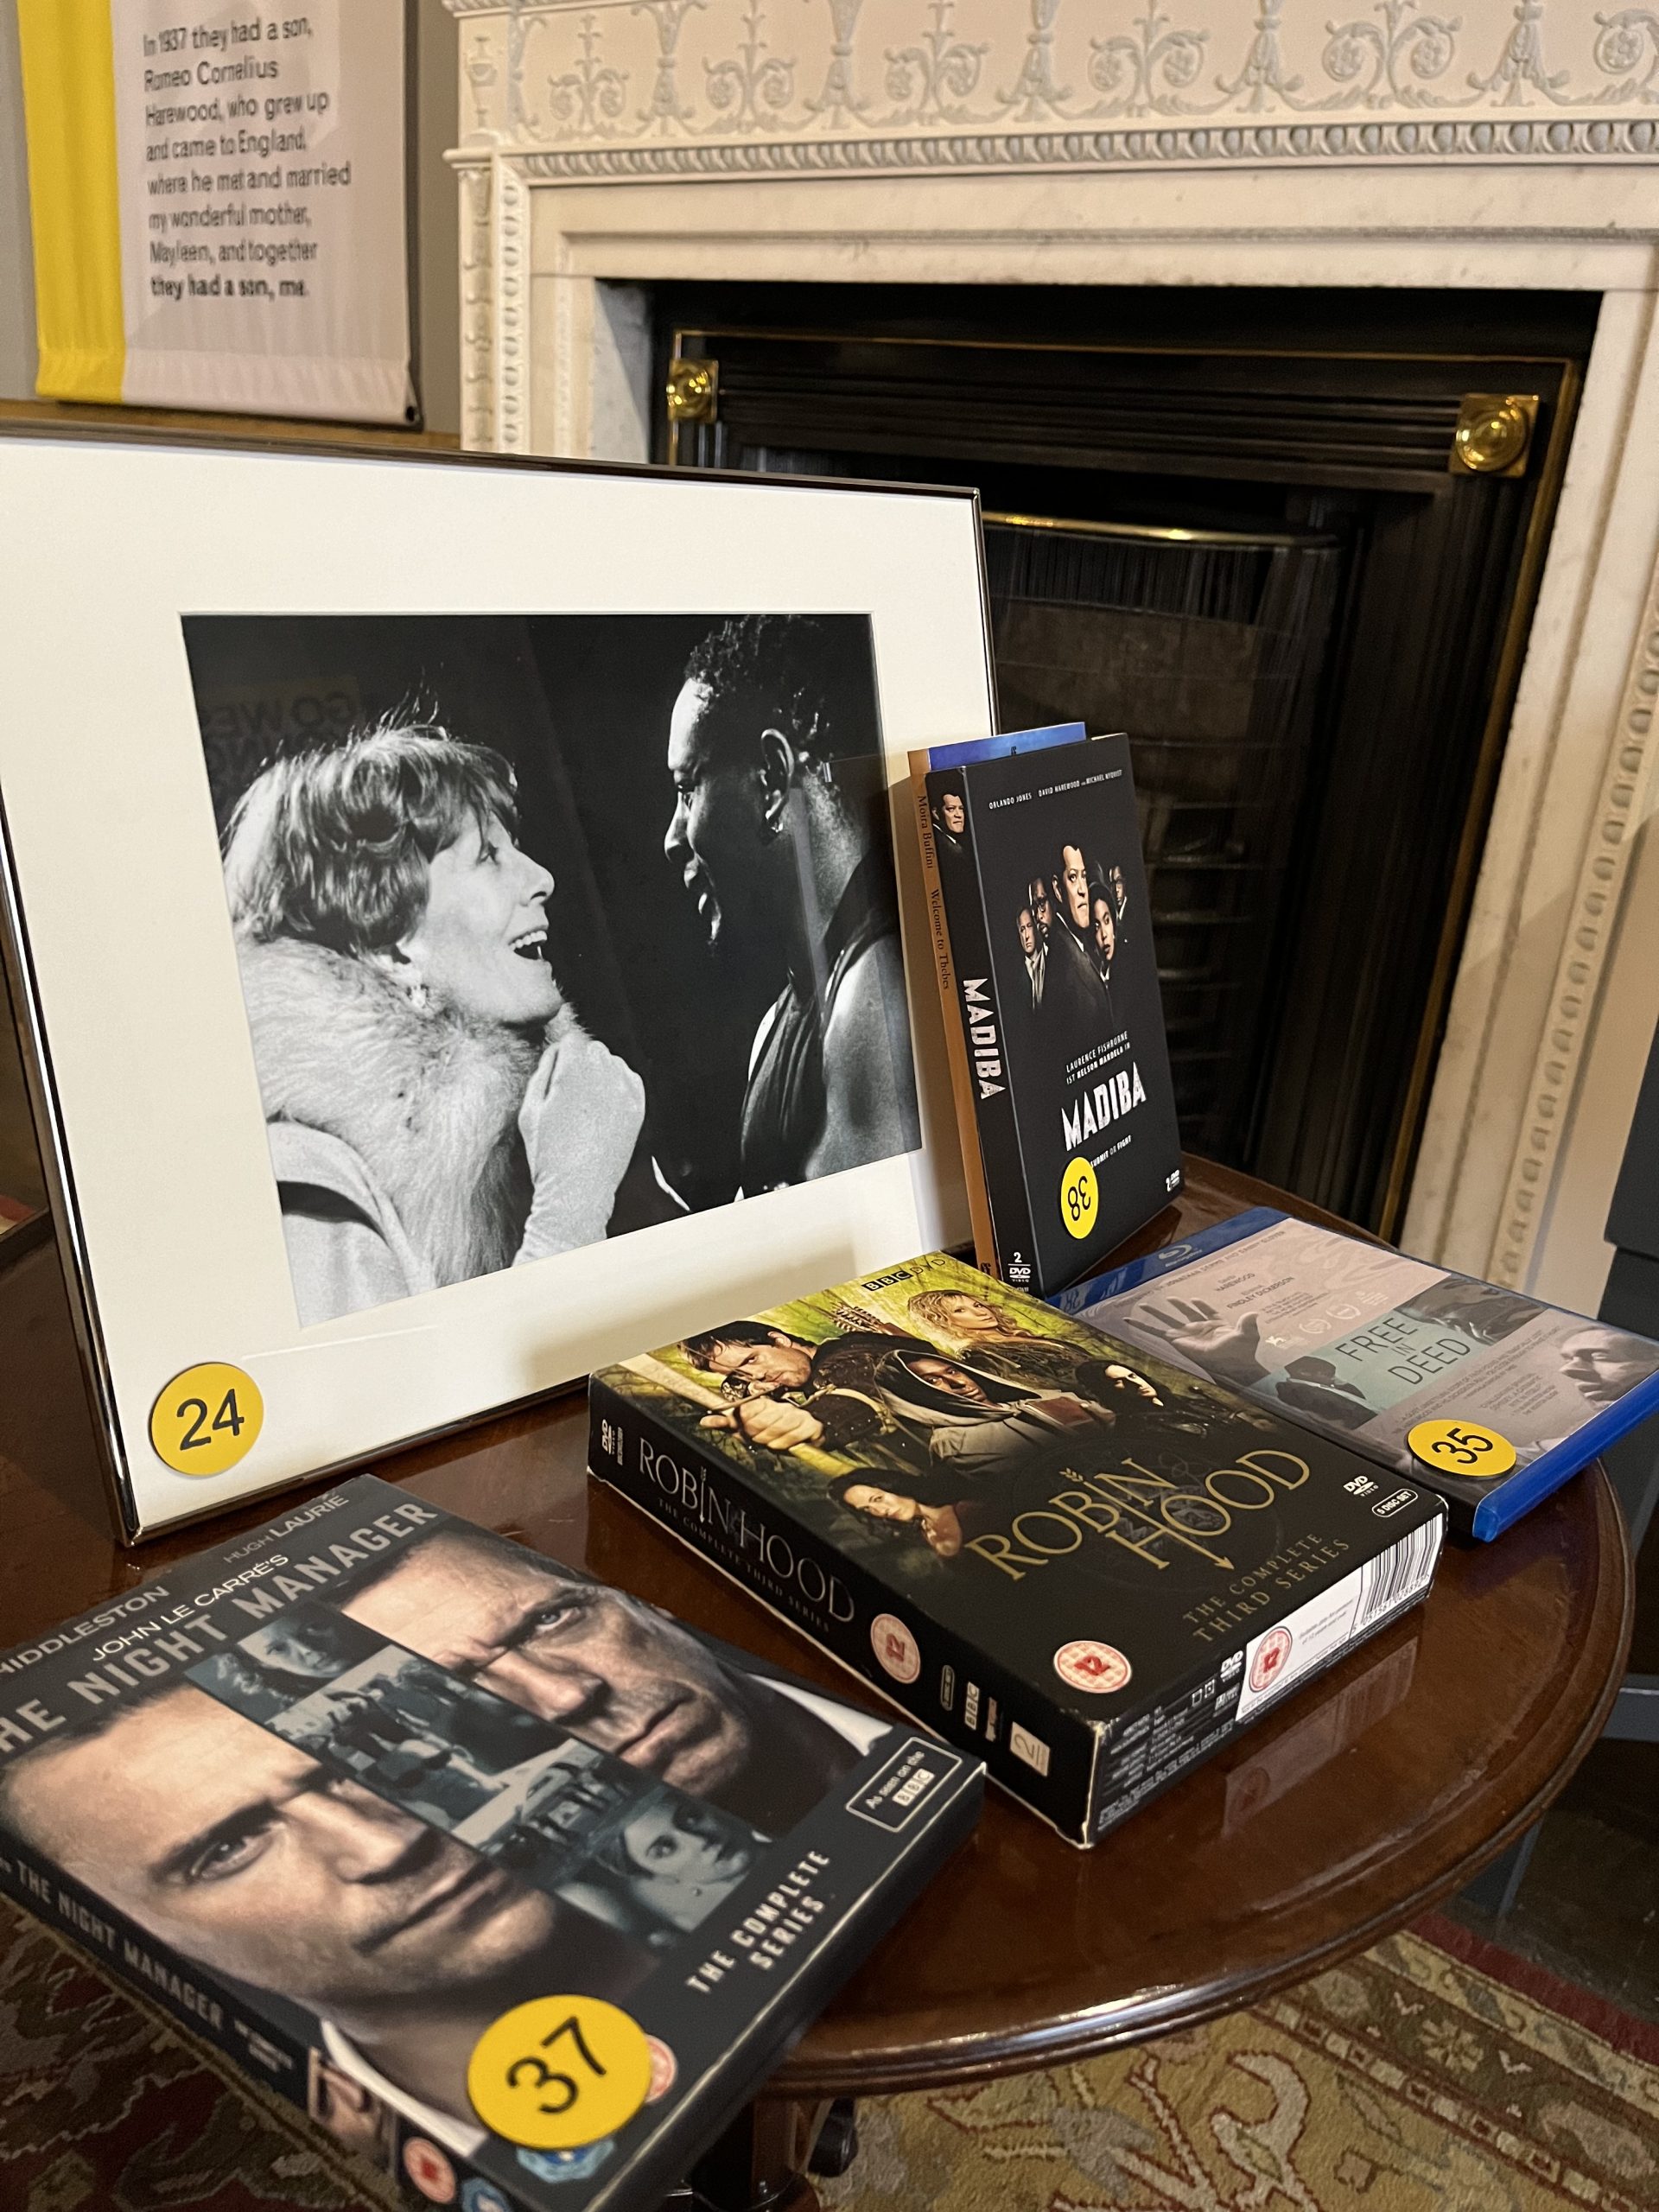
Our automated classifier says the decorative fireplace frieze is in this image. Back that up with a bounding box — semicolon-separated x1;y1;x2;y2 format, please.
444;0;1659;1313
445;0;1658;172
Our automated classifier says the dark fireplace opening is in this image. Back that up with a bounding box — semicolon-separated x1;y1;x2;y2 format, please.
649;284;1599;1241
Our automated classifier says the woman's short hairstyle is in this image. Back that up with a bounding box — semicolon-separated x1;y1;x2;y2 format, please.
222;723;518;956
907;1287;1040;1344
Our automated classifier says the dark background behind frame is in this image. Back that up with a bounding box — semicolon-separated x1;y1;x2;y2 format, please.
649;282;1598;1238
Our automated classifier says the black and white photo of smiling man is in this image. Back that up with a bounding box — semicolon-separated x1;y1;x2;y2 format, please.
185;612;915;1328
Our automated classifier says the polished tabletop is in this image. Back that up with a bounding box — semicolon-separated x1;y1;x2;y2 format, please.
0;1161;1632;2100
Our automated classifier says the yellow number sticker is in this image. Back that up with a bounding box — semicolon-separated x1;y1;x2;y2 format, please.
149;1363;264;1476
1407;1418;1516;1481
1060;1155;1098;1240
468;1996;652;2152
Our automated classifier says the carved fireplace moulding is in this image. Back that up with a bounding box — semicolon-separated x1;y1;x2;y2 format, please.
1492;539;1659;1288
444;0;1659;170
443;0;1659;1309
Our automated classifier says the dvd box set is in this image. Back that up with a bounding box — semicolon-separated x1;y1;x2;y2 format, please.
911;731;1183;1294
1054;1208;1659;1537
588;1253;1446;1846
0;1478;982;2210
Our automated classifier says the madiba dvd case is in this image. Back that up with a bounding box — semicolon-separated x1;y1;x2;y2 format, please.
0;1477;982;2211
911;733;1183;1294
590;1254;1446;1847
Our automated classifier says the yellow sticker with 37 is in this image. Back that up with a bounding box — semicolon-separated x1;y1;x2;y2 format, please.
468;1996;652;2151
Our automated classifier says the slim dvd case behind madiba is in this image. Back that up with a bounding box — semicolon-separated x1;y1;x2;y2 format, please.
589;1254;1446;1846
911;733;1183;1295
0;1477;981;2211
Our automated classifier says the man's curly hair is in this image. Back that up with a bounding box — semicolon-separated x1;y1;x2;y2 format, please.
683;616;880;773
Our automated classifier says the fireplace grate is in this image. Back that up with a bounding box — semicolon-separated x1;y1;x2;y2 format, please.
652;284;1592;1235
984;516;1343;1160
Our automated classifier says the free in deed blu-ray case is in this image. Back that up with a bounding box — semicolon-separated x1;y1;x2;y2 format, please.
1054;1208;1659;1538
0;1476;981;2210
588;1254;1447;1847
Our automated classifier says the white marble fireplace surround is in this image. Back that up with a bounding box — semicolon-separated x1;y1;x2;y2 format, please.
447;0;1659;1312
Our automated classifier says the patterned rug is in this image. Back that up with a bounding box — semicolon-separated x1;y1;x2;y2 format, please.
2;1901;1656;2211
822;1917;1659;2212
0;1901;397;2212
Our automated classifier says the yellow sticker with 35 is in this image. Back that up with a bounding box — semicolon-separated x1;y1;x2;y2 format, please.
1406;1419;1516;1481
468;1996;652;2151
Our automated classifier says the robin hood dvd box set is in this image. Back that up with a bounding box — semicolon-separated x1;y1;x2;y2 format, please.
911;731;1184;1296
588;1254;1446;1847
0;1478;982;2212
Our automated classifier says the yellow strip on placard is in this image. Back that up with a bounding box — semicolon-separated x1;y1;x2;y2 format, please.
17;0;125;404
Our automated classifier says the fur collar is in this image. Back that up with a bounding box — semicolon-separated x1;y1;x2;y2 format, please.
236;937;563;1286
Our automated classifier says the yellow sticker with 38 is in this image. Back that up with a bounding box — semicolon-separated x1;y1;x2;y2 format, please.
468;1996;652;2151
1406;1419;1516;1481
1060;1155;1098;1240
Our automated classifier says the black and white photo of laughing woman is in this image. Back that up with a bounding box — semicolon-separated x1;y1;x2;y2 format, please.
187;613;920;1326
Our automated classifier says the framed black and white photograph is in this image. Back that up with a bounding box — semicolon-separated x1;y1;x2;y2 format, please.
0;431;993;1537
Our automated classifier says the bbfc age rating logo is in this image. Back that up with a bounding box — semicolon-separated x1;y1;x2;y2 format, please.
871;1613;921;1684
1249;1626;1294;1694
402;2139;456;2203
1052;1640;1131;1694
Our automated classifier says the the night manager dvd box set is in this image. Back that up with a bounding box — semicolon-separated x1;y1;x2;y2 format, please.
0;1478;982;2212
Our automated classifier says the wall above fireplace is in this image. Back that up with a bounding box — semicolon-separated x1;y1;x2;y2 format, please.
445;0;1659;1317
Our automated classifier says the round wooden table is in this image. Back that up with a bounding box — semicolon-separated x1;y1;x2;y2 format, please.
0;1160;1632;2207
